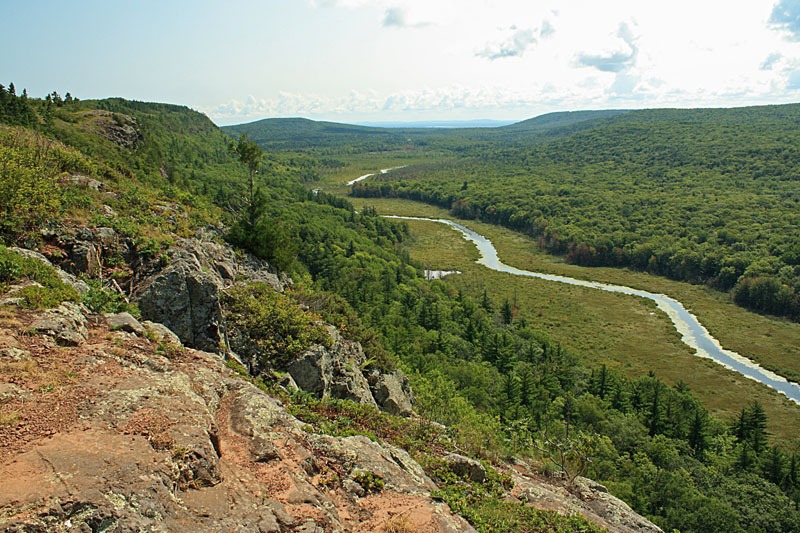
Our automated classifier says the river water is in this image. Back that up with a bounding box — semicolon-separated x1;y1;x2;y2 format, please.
386;215;800;404
346;166;406;186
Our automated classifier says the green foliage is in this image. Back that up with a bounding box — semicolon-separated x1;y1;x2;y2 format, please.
230;132;263;202
0;246;78;309
221;283;330;367
288;284;396;371
5;92;799;531
227;188;298;272
82;279;139;316
0;83;37;127
427;457;601;533
352;470;384;492
0;128;66;243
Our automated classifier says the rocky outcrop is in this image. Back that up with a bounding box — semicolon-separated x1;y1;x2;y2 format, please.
367;369;414;417
134;235;283;353
443;453;486;483
283;326;416;417
509;459;663;533
9;247;89;294
104;312;145;336
134;256;225;352
287;326;378;408
86;111;143;150
0;301;475;532
30;302;89;346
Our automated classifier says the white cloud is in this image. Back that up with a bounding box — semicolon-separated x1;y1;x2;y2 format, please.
761;52;784;70
577;22;638;73
770;0;800;40
476;28;538;60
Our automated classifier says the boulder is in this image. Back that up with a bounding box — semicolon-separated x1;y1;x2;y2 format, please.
94;227;117;249
310;434;437;495
368;369;414;416
68;242;99;277
443;453;486;483
62;174;105;191
142;320;182;346
570;476;663;533
135;258;224;353
134;236;283;354
285;326;377;407
31;302;89;346
104;312;145;336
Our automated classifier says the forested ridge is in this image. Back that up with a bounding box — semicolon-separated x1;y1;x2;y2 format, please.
3;86;800;531
348;104;800;321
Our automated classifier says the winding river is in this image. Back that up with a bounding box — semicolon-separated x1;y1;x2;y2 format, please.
386;215;800;404
346;166;406;186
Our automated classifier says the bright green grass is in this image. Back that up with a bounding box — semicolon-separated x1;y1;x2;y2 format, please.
346;196;800;446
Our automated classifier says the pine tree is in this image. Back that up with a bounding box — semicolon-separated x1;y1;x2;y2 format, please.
230;133;264;205
648;381;662;436
519;365;537;407
501;298;513;325
612;383;630;412
688;409;707;457
734;407;748;443
763;446;785;486
501;373;522;421
597;364;609;400
481;289;493;313
747;401;769;454
737;442;754;470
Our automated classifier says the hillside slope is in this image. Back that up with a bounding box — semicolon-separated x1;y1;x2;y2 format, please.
3;90;800;532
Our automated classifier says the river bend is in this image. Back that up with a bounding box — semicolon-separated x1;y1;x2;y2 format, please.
387;215;800;404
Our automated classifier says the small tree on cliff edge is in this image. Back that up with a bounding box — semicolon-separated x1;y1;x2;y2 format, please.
230;133;263;205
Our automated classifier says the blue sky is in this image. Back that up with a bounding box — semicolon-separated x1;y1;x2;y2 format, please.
3;0;800;125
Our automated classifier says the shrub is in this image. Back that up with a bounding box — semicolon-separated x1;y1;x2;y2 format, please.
222;283;330;367
0;246;78;309
82;279;139;316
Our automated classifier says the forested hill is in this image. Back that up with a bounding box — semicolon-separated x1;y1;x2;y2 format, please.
221;117;418;150
346;103;800;321
220;109;634;152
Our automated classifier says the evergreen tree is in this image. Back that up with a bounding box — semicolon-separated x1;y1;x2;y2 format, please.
597;364;609;400
688;409;708;457
230;133;264;205
748;401;769;454
481;289;493;313
648;381;662;436
501;298;513;325
500;373;522;421
762;446;785;486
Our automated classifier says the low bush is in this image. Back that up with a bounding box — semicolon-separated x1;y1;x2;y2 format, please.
222;283;330;367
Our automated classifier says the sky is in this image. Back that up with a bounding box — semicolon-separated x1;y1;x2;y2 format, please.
3;0;800;125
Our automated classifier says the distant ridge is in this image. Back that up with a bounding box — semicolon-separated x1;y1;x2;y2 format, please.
503;109;631;132
353;119;518;128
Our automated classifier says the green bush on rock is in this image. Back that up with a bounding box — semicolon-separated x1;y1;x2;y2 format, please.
222;283;330;367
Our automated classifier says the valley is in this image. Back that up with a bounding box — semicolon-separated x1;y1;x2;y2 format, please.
342;194;800;444
2;90;800;531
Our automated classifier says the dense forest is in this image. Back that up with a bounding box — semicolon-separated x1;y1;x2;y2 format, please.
3;86;800;531
342;105;800;321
